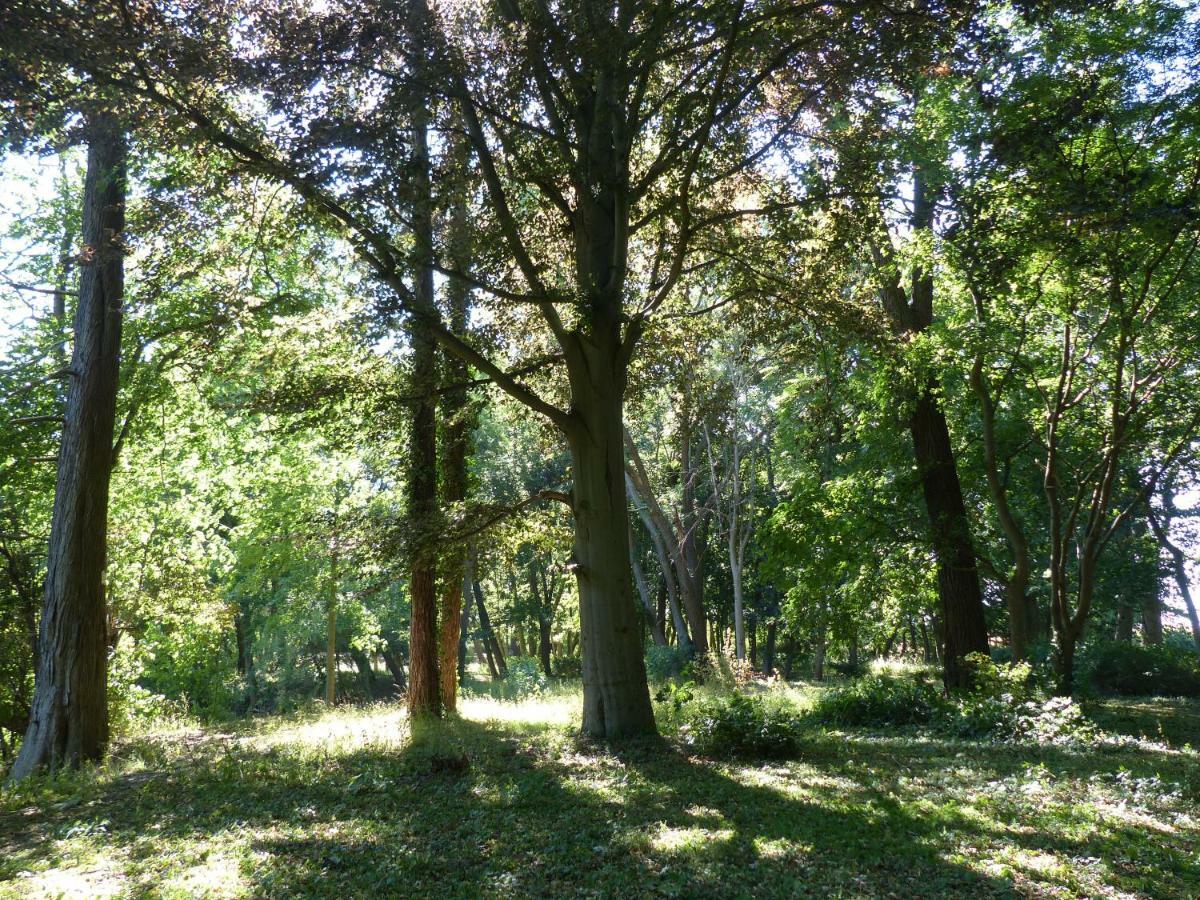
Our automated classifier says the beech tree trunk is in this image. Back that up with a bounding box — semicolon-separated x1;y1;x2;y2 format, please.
11;121;126;781
564;348;655;737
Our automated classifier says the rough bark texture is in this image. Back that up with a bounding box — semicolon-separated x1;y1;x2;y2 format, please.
11;121;126;781
437;139;473;713
878;172;988;691
909;386;990;687
405;101;441;721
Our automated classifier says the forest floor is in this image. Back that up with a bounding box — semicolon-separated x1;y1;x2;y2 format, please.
1;684;1197;899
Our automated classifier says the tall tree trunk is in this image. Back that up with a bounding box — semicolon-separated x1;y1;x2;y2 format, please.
325;543;338;706
473;577;506;677
813;622;826;681
11;120;126;781
382;634;408;692
406;101;441;721
1147;505;1200;656
437;133;473;712
910;387;989;687
878;172;988;690
325;592;337;705
458;562;472;681
731;555;746;660
1114;599;1134;642
678;422;708;655
763;620;777;678
630;536;668;646
1141;593;1163;646
563;342;655;737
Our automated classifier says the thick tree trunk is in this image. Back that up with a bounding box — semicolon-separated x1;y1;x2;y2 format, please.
437;145;473;713
11;121;126;781
879;172;988;691
564;354;655;738
1054;635;1077;697
406;101;441;721
910;387;989;688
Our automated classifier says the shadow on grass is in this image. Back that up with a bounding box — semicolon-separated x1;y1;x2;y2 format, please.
1;710;1196;898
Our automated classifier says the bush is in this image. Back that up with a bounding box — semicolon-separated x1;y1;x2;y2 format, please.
677;692;804;759
501;655;549;699
810;672;947;727
1081;641;1200;697
644;644;690;683
944;655;1102;747
552;653;582;678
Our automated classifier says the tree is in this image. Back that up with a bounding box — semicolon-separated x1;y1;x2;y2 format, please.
10;116;126;779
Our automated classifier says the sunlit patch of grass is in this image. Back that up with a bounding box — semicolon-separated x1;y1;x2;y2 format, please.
458;690;579;731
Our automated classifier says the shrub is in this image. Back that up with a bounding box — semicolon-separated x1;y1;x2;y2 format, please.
1081;641;1200;697
644;644;690;683
500;655;549;699
552;653;582;678
678;692;804;759
810;672;947;727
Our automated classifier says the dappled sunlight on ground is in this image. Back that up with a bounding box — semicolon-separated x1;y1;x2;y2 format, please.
1;689;1198;898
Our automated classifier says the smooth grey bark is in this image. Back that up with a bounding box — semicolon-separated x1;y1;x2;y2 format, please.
11;121;126;781
564;333;655;737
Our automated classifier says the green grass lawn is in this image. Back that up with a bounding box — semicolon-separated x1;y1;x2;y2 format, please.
1;686;1197;898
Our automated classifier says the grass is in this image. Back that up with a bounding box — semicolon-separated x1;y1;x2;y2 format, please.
1;684;1197;899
